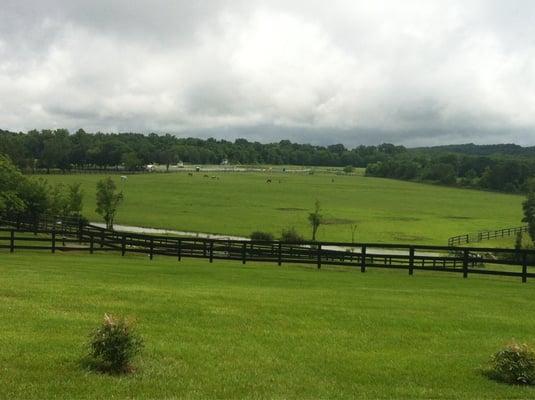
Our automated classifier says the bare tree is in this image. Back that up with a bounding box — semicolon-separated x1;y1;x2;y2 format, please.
308;200;323;241
351;224;358;243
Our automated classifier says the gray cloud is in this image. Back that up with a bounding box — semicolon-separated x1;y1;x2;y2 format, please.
1;0;535;146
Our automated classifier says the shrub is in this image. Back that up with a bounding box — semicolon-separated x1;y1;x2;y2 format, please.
489;342;535;385
343;165;354;174
280;227;304;242
250;231;274;241
87;314;143;374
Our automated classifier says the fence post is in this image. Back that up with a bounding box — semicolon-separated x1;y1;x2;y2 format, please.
51;228;56;253
463;249;469;279
177;239;182;261
121;235;126;256
78;220;83;243
409;246;414;275
89;233;94;254
209;240;214;263
278;242;282;266
522;252;528;283
10;229;15;253
242;242;247;264
317;243;322;269
361;245;366;273
149;238;154;260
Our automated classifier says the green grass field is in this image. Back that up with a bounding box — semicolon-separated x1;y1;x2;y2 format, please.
39;171;523;245
1;251;535;399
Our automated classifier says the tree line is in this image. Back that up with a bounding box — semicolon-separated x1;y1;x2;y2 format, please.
1;128;535;193
365;152;535;193
0;154;83;222
0;128;405;171
0;155;124;229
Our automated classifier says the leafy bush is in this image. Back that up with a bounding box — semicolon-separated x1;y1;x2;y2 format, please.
250;231;274;241
488;342;535;385
280;227;304;242
87;314;143;374
343;165;354;173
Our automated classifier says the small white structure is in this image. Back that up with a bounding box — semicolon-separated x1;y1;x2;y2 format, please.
176;161;184;168
221;159;229;165
146;164;155;172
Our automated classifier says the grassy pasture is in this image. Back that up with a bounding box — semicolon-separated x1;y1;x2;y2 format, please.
1;251;535;398
39;171;523;245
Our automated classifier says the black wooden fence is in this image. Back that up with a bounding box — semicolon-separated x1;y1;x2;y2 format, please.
2;216;535;283
448;225;529;246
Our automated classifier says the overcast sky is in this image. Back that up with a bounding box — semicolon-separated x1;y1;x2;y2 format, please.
1;0;535;146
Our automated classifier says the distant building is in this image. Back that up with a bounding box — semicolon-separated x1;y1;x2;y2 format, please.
176;161;184;168
146;164;155;172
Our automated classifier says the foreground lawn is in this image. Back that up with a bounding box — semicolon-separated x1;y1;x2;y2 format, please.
1;252;535;399
39;172;523;245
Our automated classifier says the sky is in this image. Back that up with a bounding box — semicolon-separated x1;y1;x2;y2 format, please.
1;0;535;147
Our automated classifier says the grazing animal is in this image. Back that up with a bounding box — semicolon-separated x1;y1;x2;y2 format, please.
266;178;272;183
203;174;209;178
188;172;193;176
211;176;217;179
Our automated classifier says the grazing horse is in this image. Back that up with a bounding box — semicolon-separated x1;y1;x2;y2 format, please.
188;172;193;176
203;174;209;178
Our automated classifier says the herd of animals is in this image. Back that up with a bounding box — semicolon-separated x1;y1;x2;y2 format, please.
185;172;335;184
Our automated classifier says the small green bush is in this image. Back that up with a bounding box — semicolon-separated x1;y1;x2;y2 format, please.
489;342;535;385
250;231;274;241
280;227;304;242
88;314;143;374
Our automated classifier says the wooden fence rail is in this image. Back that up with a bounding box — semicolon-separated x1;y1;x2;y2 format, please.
448;225;529;246
2;223;535;283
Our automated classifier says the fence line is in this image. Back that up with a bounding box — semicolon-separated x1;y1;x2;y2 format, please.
448;225;529;246
1;215;535;283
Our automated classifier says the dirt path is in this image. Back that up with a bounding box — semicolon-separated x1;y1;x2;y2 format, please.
91;222;442;257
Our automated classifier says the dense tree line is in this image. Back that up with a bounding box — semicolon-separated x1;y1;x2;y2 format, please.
1;128;534;193
0;155;83;222
0;129;405;171
366;152;535;193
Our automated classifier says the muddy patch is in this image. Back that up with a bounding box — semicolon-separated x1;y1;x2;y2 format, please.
382;216;421;222
276;207;307;211
392;233;429;242
444;215;473;220
323;218;355;225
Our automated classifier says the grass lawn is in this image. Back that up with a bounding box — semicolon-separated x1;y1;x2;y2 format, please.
38;172;523;245
1;251;535;398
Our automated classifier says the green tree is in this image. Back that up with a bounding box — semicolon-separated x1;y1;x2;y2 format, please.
0;155;26;215
122;151;143;171
18;178;50;221
67;182;84;217
308;200;323;241
49;183;69;217
522;190;535;243
96;177;123;230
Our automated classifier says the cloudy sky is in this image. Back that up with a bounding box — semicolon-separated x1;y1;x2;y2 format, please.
1;0;535;146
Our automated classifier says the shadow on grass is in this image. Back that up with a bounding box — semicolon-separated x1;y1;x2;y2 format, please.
480;368;535;388
79;355;138;376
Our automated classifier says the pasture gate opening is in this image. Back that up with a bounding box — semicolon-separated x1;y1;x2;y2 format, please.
2;215;535;283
